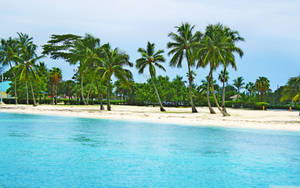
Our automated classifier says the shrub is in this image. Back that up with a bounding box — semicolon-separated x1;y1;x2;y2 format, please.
254;102;269;110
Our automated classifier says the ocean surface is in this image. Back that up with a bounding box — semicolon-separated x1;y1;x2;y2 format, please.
0;112;300;187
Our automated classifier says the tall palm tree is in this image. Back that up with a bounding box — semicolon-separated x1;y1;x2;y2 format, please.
196;24;235;116
0;37;19;104
136;42;166;111
218;70;229;112
49;68;62;105
233;76;245;99
15;33;43;106
167;23;202;113
97;44;133;111
255;76;270;102
69;34;102;105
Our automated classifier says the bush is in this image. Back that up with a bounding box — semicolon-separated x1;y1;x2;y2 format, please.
254;102;269;110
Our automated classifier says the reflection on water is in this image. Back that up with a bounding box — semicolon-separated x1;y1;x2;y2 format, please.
0;112;300;187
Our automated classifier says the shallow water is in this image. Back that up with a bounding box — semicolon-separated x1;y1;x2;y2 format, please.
0;112;300;187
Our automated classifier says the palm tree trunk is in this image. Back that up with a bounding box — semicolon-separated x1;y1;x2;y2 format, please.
107;82;111;111
26;82;29;105
209;71;230;116
9;62;18;104
221;80;227;113
151;75;166;112
51;84;54;105
207;76;216;114
221;67;227;113
96;83;105;110
29;80;37;106
187;65;197;113
80;74;86;105
55;84;57;105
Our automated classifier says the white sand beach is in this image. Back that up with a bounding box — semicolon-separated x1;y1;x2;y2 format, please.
0;104;299;132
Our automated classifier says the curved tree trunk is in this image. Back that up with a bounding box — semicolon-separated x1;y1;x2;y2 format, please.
80;74;86;105
221;79;227;113
151;75;166;112
187;65;197;113
55;84;57;105
96;83;105;110
26;82;29;105
210;71;230;116
106;82;111;111
30;80;37;106
221;67;227;113
207;76;216;114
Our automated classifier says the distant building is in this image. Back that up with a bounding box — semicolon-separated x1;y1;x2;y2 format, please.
0;81;11;99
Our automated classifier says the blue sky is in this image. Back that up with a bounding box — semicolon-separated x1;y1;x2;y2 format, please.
1;0;300;91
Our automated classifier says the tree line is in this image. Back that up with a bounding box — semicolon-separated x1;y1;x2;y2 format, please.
1;23;299;115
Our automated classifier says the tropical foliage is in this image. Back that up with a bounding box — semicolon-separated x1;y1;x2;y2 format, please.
1;23;298;112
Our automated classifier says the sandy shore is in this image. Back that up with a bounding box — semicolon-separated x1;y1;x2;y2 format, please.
0;104;299;132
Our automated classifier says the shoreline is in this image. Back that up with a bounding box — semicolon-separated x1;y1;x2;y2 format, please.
1;104;300;132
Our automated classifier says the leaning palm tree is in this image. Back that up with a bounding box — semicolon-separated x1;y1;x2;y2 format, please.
136;42;166;111
233;76;245;99
97;44;133;111
49;68;62;105
218;70;229;112
167;23;202;113
255;76;270;102
197;24;241;116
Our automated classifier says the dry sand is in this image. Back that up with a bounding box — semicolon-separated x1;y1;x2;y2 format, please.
0;104;299;132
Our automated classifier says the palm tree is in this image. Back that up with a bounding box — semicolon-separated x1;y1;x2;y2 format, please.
0;37;19;104
280;75;300;105
255;76;270;102
167;23;202;113
233;76;245;99
245;82;255;96
69;34;102;105
136;42;166;111
97;44;133;111
218;70;229;112
219;27;244;111
15;33;43;106
196;24;232;116
49;68;62;105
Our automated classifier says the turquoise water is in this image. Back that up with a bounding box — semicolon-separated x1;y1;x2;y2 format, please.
0;113;300;187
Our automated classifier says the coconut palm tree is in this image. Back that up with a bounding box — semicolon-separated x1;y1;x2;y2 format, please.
0;37;19;104
245;82;255;96
14;33;43;106
255;76;270;102
233;76;245;99
167;23;202;113
97;44;133;111
218;70;229;112
49;68;62;105
196;24;233;116
136;42;166;111
280;75;300;105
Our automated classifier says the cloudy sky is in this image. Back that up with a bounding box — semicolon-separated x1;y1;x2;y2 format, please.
1;0;300;90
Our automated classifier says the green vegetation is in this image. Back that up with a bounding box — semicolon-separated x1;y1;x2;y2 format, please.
1;23;299;114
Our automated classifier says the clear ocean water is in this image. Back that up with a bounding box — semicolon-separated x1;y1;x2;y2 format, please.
0;112;300;188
